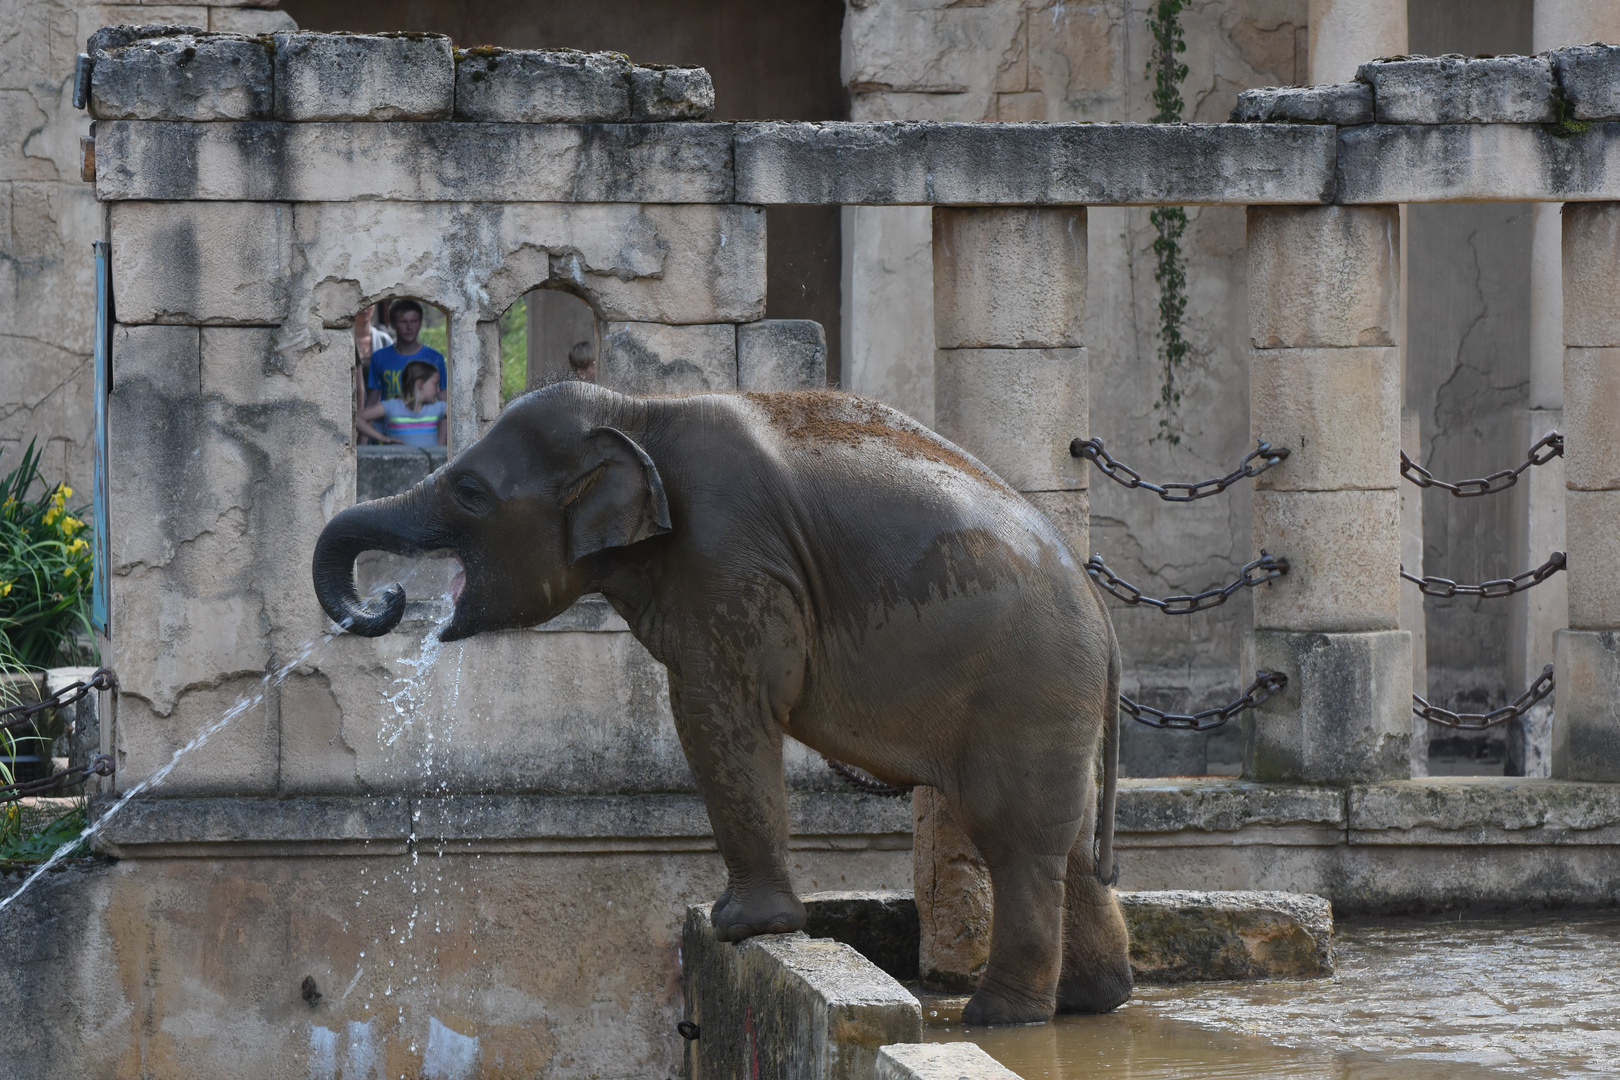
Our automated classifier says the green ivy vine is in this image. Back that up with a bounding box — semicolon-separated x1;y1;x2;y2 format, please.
1147;0;1190;445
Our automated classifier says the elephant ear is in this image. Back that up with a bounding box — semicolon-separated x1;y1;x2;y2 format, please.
560;426;673;563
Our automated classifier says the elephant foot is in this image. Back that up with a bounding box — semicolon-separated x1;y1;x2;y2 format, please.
1056;968;1133;1014
711;886;806;942
961;977;1054;1027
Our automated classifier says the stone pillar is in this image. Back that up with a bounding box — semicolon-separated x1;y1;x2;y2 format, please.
919;206;1087;989
1400;409;1430;776
1518;0;1620;776
1553;203;1620;781
841;206;936;424
1307;0;1407;84
1245;206;1411;783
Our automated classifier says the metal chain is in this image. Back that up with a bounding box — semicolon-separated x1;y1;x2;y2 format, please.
1121;671;1289;732
1071;438;1290;502
0;754;115;805
1401;431;1563;498
1413;664;1554;730
1087;552;1288;614
1402;551;1565;599
0;667;117;735
826;758;911;797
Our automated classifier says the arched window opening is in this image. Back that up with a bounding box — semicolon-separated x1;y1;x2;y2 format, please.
352;298;452;455
496;289;598;405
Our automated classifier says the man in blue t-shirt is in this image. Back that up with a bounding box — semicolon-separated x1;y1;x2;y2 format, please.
366;300;448;404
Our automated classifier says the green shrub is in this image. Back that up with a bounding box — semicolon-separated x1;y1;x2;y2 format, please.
0;440;94;669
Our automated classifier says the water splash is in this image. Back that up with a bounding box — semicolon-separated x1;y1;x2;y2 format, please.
0;569;431;916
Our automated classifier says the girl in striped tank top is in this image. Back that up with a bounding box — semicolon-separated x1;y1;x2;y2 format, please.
359;359;447;447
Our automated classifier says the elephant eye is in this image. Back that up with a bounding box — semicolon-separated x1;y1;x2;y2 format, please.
454;476;492;515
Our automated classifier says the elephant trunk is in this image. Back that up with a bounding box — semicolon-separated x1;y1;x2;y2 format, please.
311;488;442;637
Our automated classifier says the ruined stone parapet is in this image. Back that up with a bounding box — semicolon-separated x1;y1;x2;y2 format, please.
876;1044;1020;1080
1235;46;1620;127
84;27;715;125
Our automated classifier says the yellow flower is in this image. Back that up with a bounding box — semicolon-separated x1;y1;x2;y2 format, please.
0;580;11;598
68;537;88;556
63;566;76;577
58;485;73;501
60;515;84;537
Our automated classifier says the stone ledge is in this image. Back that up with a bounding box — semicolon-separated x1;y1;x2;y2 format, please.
1116;778;1346;833
93;791;913;858
1349;777;1620;845
684;903;922;1080
734;121;1337;206
1336;122;1620;203
877;1044;1019;1080
93;121;735;204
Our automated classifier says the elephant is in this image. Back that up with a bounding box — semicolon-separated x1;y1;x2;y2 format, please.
312;381;1131;1025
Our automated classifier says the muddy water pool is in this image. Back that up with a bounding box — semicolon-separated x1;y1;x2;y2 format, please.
923;912;1620;1078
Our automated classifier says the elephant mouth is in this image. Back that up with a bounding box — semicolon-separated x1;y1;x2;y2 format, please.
450;557;467;604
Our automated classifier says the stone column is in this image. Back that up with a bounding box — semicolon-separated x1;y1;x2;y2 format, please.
1553;203;1620;781
1245;206;1411;783
1516;0;1620;775
1307;0;1407;84
917;206;1088;989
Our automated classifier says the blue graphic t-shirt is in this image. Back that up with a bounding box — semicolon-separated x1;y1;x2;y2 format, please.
367;345;447;401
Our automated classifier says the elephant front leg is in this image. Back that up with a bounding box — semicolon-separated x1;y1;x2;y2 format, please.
671;680;805;943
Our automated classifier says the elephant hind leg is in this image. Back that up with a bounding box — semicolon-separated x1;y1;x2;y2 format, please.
1055;785;1132;1013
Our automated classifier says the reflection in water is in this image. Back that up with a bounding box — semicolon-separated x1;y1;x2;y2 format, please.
926;913;1620;1079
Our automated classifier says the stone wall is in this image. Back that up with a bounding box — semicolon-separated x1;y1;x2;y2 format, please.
0;1;296;497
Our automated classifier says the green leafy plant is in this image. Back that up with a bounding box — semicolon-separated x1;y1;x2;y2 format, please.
499;294;528;402
0;440;94;669
1147;0;1191;445
0;799;87;872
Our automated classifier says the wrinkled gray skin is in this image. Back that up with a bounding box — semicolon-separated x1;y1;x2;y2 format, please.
312;382;1131;1024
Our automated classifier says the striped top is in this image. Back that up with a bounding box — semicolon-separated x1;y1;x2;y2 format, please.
381;399;446;447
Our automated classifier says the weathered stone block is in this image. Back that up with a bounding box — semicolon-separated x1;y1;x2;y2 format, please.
933;207;1085;349
1566;489;1620;629
90;33;272;121
1251;490;1401;631
1349;777;1620;844
1553;630;1620;782
111;323;199;396
802;891;920;982
110;201;290;324
94;120;735;203
1022;490;1088;565
272;32;454;121
1563;202;1620;348
1121;890;1333;982
912;786;990;993
1336;123;1620;204
1244;630;1412;783
1251;347;1399;491
734;121;1337;206
356;444;447;502
1230;83;1373;125
1358;55;1557;125
1248;205;1399;349
737;319;828;391
683;904;922;1080
934;348;1086;492
876;1044;1020;1080
1551;44;1620;122
454;48;630;122
87;24;205;55
290;201;763;328
1563;348;1620;489
628;65;714;121
600;322;736;395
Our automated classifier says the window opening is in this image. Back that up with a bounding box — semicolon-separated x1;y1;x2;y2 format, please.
497;289;598;405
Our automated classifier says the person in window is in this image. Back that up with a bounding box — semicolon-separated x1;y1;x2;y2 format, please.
367;299;448;405
353;303;394;444
359;360;446;447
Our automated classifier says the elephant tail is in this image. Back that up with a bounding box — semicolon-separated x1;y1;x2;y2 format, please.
1095;623;1121;886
